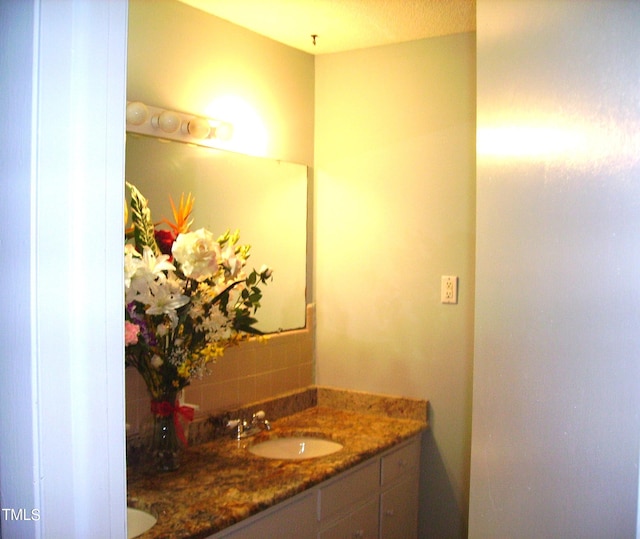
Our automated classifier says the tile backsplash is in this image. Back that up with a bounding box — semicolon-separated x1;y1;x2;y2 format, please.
126;304;315;436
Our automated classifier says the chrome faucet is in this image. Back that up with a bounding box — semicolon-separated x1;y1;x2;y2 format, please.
227;410;271;439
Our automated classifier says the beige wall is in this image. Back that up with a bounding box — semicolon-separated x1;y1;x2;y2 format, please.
128;0;314;164
314;34;476;537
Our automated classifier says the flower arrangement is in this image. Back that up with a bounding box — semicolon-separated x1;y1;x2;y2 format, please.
124;181;272;407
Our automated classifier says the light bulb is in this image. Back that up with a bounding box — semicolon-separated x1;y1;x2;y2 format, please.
126;101;148;126
151;111;181;133
187;117;210;139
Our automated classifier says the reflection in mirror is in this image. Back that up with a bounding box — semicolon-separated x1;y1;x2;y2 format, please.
125;134;308;333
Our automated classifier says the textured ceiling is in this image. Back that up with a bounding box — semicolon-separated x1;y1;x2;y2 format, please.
176;0;476;54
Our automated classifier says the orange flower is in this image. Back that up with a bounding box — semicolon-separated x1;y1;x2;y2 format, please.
160;193;194;236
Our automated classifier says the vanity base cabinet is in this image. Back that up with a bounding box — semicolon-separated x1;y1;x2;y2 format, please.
209;436;421;539
317;436;421;539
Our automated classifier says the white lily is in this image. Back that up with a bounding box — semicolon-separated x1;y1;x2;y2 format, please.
144;278;190;327
124;245;142;289
220;241;244;278
140;246;175;277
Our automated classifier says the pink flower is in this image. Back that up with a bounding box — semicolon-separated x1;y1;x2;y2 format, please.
125;321;140;346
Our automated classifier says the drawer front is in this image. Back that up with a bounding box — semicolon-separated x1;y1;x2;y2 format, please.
319;459;379;522
380;437;420;487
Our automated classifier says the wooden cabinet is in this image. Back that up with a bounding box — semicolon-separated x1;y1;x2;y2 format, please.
210;436;421;539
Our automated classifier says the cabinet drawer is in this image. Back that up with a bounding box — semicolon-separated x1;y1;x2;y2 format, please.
380;438;420;486
319;459;379;522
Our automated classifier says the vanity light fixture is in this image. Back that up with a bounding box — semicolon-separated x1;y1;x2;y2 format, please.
125;101;233;148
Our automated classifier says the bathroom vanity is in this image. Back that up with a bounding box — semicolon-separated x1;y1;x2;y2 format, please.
212;435;421;539
127;388;427;539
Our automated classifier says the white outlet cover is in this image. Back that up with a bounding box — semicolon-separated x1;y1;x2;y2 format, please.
441;275;458;304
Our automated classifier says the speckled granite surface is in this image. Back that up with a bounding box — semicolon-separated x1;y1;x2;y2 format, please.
127;389;428;539
316;386;428;422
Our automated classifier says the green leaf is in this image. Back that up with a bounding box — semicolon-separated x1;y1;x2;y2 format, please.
241;325;263;335
126;182;160;256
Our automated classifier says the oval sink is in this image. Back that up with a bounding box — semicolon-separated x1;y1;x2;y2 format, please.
249;436;343;460
127;507;157;539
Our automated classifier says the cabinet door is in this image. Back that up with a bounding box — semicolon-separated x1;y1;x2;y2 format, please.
215;491;317;539
350;497;380;539
319;497;379;539
319;459;379;523
379;475;419;539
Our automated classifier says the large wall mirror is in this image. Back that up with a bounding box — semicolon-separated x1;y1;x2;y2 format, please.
125;134;308;333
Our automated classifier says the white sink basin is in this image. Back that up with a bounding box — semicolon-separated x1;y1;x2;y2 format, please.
127;507;157;539
249;436;343;460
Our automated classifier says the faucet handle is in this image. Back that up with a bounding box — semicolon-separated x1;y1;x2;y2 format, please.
252;410;271;431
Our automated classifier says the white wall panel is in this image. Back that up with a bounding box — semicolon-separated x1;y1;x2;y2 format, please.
470;1;640;536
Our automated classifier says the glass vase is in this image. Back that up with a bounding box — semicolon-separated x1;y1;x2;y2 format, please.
150;392;181;472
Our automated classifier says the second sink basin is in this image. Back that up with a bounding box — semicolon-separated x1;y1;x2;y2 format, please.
127;507;157;539
249;436;343;460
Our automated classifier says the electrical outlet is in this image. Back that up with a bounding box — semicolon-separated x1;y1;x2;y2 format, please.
441;275;458;304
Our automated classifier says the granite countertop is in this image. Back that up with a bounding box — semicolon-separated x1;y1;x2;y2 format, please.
127;391;427;539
